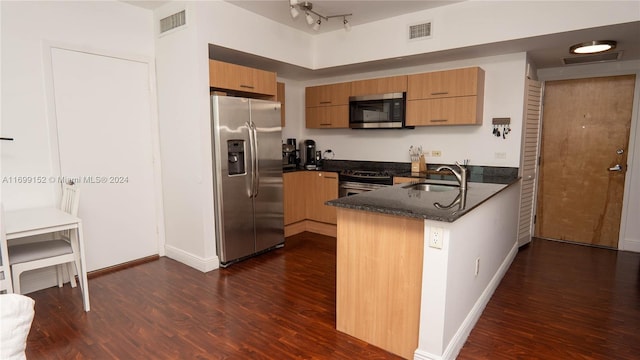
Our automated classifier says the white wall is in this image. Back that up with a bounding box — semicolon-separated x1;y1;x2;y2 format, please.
289;53;527;167
1;1;155;210
417;182;521;359
313;1;640;69
154;0;640;269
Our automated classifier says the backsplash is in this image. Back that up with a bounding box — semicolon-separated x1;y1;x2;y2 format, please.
321;159;518;184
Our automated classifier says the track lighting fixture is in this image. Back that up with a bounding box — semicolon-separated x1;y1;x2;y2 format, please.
288;1;352;32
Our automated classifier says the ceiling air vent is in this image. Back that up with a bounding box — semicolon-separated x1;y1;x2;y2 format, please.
562;51;622;65
408;21;432;41
160;10;186;34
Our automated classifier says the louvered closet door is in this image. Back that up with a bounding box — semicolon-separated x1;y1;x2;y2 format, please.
517;79;542;246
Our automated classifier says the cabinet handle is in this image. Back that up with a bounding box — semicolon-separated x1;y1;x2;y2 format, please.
240;84;255;89
430;119;448;123
324;176;337;179
431;91;449;95
319;101;332;104
320;123;332;126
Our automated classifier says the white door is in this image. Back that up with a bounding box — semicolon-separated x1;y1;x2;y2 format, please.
50;48;159;271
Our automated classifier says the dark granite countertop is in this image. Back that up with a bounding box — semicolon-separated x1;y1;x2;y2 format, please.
326;178;520;222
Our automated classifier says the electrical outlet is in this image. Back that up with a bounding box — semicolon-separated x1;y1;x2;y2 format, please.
429;227;444;249
432;150;442;157
475;258;480;276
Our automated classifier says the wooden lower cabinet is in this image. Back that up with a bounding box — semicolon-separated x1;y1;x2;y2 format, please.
305;172;338;224
336;208;424;359
283;172;306;225
283;171;339;236
406;96;482;126
393;176;419;185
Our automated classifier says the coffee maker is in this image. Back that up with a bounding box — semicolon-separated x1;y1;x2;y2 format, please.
282;138;297;169
303;139;317;170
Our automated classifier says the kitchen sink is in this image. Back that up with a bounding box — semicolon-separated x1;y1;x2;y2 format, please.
403;182;459;192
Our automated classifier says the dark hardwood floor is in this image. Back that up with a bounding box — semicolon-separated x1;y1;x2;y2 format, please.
24;234;640;359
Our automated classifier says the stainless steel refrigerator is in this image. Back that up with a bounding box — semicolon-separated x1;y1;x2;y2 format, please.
210;95;284;267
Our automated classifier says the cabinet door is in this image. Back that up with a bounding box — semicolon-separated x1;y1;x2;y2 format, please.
209;59;276;97
393;176;419;184
306;105;349;129
407;67;483;100
283;172;306;225
406;96;482;126
306;82;351;106
306;172;338;224
351;75;408;96
277;82;286;127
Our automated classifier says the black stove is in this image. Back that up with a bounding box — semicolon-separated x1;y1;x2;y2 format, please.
339;169;394;185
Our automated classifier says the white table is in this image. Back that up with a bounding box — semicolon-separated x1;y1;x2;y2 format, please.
5;207;90;311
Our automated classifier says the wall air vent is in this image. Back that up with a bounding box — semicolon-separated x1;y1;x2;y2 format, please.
160;10;186;34
562;51;622;65
408;21;432;41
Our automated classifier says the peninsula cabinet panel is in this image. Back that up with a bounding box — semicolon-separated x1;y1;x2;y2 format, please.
306;172;338;224
336;208;424;359
305;82;351;107
209;59;276;97
406;96;482;126
351;75;408;96
306;105;349;129
407;67;484;100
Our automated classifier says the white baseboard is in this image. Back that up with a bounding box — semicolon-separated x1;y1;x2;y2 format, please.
164;244;220;272
414;241;519;360
620;237;640;253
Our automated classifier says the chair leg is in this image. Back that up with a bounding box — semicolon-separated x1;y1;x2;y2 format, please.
11;267;22;294
56;264;64;287
67;263;77;288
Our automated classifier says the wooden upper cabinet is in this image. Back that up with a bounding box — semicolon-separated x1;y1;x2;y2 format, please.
306;105;349;129
209;59;276;97
276;82;285;127
351;75;408;96
407;67;484;100
305;82;351;107
406;66;485;126
406;96;482;126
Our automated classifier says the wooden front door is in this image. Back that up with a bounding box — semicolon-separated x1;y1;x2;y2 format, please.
536;75;635;248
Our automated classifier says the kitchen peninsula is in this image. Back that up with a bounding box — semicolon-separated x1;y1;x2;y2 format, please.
327;178;521;359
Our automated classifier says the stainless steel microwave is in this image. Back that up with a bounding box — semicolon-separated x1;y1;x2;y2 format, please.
349;92;409;129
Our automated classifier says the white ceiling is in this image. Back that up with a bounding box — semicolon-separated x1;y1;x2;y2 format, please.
123;0;640;80
227;0;465;34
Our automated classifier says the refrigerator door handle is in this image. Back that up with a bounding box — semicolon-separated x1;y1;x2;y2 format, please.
247;121;256;198
252;123;260;198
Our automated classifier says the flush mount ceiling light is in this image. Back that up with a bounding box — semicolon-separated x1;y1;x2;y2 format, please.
289;0;352;32
569;40;617;54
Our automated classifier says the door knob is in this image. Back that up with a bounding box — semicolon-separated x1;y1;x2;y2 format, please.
608;164;623;172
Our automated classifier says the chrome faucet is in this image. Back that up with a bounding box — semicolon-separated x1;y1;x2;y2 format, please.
436;161;468;191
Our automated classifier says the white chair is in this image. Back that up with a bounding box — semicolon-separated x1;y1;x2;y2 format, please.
8;183;82;294
0;204;14;294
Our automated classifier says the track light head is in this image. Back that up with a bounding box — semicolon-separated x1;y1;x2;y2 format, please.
305;12;314;25
312;18;321;31
290;5;299;19
343;17;351;31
